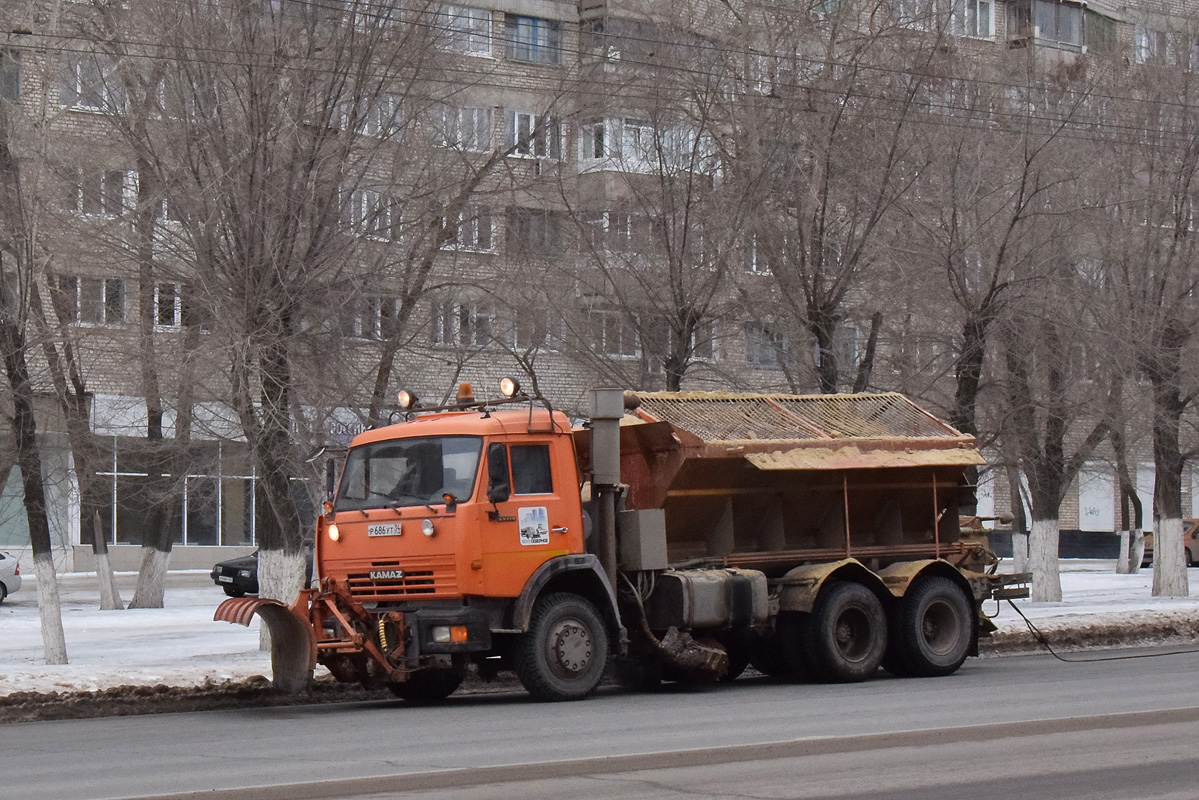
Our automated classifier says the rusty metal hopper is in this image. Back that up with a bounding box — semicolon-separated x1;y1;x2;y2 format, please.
628;391;980;465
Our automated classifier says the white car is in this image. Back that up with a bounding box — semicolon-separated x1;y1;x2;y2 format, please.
0;551;21;602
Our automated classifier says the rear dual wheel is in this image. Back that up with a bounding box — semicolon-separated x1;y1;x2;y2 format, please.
884;577;972;678
782;582;887;683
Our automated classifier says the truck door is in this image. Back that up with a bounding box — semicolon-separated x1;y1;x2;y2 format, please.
479;440;579;597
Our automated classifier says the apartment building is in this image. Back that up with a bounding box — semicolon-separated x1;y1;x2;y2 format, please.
0;0;1189;565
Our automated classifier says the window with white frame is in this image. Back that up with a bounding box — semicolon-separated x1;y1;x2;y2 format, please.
690;320;716;362
70;169;133;216
579;119;622;161
57;276;126;325
432;299;496;347
601;209;653;252
622;118;656;164
830;324;859;373
505;110;563;159
1011;0;1081;47
745;321;787;369
438;5;492;56
180;283;214;332
343;188;399;240
1134;24;1171;64
949;0;991;38
60;53;124;111
347;94;403;138
894;0;933;29
155;282;182;327
745;235;769;274
339;294;399;340
433;105;491;151
588;308;640;358
503;15;562;65
444;205;492;250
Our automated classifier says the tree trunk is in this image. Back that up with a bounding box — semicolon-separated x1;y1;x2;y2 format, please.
1028;518;1062;602
1153;516;1188;596
93;510;123;610
0;318;67;663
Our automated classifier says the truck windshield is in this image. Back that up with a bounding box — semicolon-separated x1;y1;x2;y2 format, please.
336;436;483;511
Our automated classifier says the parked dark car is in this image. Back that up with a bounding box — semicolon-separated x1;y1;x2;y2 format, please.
211;548;314;597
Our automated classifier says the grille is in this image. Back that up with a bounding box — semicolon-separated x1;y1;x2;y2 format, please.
345;557;457;600
772;394;960;439
634;395;823;441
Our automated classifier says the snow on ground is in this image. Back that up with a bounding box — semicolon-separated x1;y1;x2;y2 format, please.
2;561;1199;696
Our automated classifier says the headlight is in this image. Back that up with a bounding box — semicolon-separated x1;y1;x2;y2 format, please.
422;519;436;537
499;377;521;397
238;569;252;578
328;523;340;542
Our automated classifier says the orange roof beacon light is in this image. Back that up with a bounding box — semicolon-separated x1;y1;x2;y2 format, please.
499;377;521;397
456;382;475;406
397;389;419;410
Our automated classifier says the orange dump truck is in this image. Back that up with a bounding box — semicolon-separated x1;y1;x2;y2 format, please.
217;384;1027;701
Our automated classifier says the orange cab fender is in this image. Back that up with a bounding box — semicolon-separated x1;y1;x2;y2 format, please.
776;559;891;615
512;554;626;652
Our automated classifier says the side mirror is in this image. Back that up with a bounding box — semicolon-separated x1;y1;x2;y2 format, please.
486;443;511;505
325;458;337;501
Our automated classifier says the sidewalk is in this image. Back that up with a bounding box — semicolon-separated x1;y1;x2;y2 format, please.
2;561;1198;696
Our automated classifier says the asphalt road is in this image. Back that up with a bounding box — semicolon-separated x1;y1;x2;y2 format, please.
5;646;1199;800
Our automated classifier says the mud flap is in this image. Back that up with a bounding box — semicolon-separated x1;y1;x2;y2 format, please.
215;597;317;695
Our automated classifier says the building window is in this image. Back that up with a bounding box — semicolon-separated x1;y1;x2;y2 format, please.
433;105;492;151
950;0;992;38
438;5;492;56
70;169;132;216
57;276;125;325
347;94;403;138
504;15;562;65
432;300;495;347
444;205;492;251
1134;24;1170;64
339;294;399;340
579;120;618;160
1008;0;1081;47
745;321;787;369
60;53;124;111
1085;11;1117;54
505;110;562;159
622;118;656;163
0;51;18;103
155;282;181;327
343;188;399;240
181;284;214;332
588;308;640;358
505;208;564;255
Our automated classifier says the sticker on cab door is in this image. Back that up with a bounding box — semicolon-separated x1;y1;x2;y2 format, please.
518;506;550;546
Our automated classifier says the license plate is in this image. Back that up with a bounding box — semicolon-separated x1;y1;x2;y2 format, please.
217;575;233;583
368;523;402;537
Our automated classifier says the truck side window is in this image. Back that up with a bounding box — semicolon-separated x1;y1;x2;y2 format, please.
511;445;553;495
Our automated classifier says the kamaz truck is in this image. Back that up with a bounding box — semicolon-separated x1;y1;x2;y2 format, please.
217;382;1027;701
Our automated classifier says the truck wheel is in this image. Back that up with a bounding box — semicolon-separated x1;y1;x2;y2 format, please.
890;577;972;678
803;582;886;683
514;593;609;702
387;670;462;704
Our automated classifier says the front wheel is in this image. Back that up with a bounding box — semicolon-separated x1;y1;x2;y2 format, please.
514;593;609;702
223;587;246;598
386;670;463;704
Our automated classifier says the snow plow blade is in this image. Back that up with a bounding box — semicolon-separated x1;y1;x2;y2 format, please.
215;597;317;695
